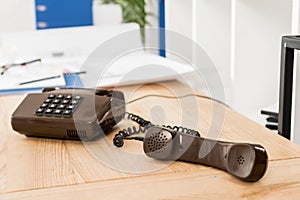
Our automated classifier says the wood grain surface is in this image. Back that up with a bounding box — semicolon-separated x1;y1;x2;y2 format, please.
0;81;299;199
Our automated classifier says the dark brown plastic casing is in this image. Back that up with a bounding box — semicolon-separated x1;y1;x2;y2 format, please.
11;88;125;141
144;126;268;182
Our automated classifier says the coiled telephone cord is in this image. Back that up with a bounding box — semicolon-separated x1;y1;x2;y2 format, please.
113;112;200;147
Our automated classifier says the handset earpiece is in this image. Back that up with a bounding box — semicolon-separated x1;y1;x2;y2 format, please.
143;126;268;182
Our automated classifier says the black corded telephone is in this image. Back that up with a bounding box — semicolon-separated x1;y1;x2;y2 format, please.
11;87;125;140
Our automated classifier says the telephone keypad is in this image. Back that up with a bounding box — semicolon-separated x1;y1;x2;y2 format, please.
35;94;82;118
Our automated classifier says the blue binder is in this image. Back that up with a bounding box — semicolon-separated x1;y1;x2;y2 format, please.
35;0;93;29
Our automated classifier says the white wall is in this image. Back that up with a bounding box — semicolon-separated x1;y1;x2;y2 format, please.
195;0;231;87
165;0;295;127
0;0;35;33
165;0;231;98
165;0;193;38
146;0;159;28
165;0;193;61
233;0;292;111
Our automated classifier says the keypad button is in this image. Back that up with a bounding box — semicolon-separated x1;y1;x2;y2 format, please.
74;95;81;100
44;99;52;103
65;95;72;100
53;99;61;104
67;105;75;110
57;94;64;99
62;100;70;104
53;109;62;116
35;108;44;116
48;94;56;99
58;104;66;109
49;104;57;109
45;109;53;116
62;110;72;117
40;103;48;108
70;100;79;105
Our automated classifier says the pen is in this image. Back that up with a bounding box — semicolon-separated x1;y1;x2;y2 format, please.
19;75;61;85
18;71;86;85
63;71;86;75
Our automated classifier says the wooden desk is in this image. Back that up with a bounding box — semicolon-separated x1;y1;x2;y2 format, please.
0;81;300;199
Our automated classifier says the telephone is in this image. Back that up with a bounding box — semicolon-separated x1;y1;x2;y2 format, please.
11;88;125;140
11;88;268;181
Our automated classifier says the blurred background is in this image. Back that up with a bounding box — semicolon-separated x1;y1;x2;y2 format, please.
1;0;300;144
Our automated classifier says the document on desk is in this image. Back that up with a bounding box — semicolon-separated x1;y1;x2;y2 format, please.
0;57;83;94
0;52;196;93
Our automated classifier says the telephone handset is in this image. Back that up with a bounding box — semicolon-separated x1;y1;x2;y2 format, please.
11;88;125;140
144;126;268;182
113;113;268;182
